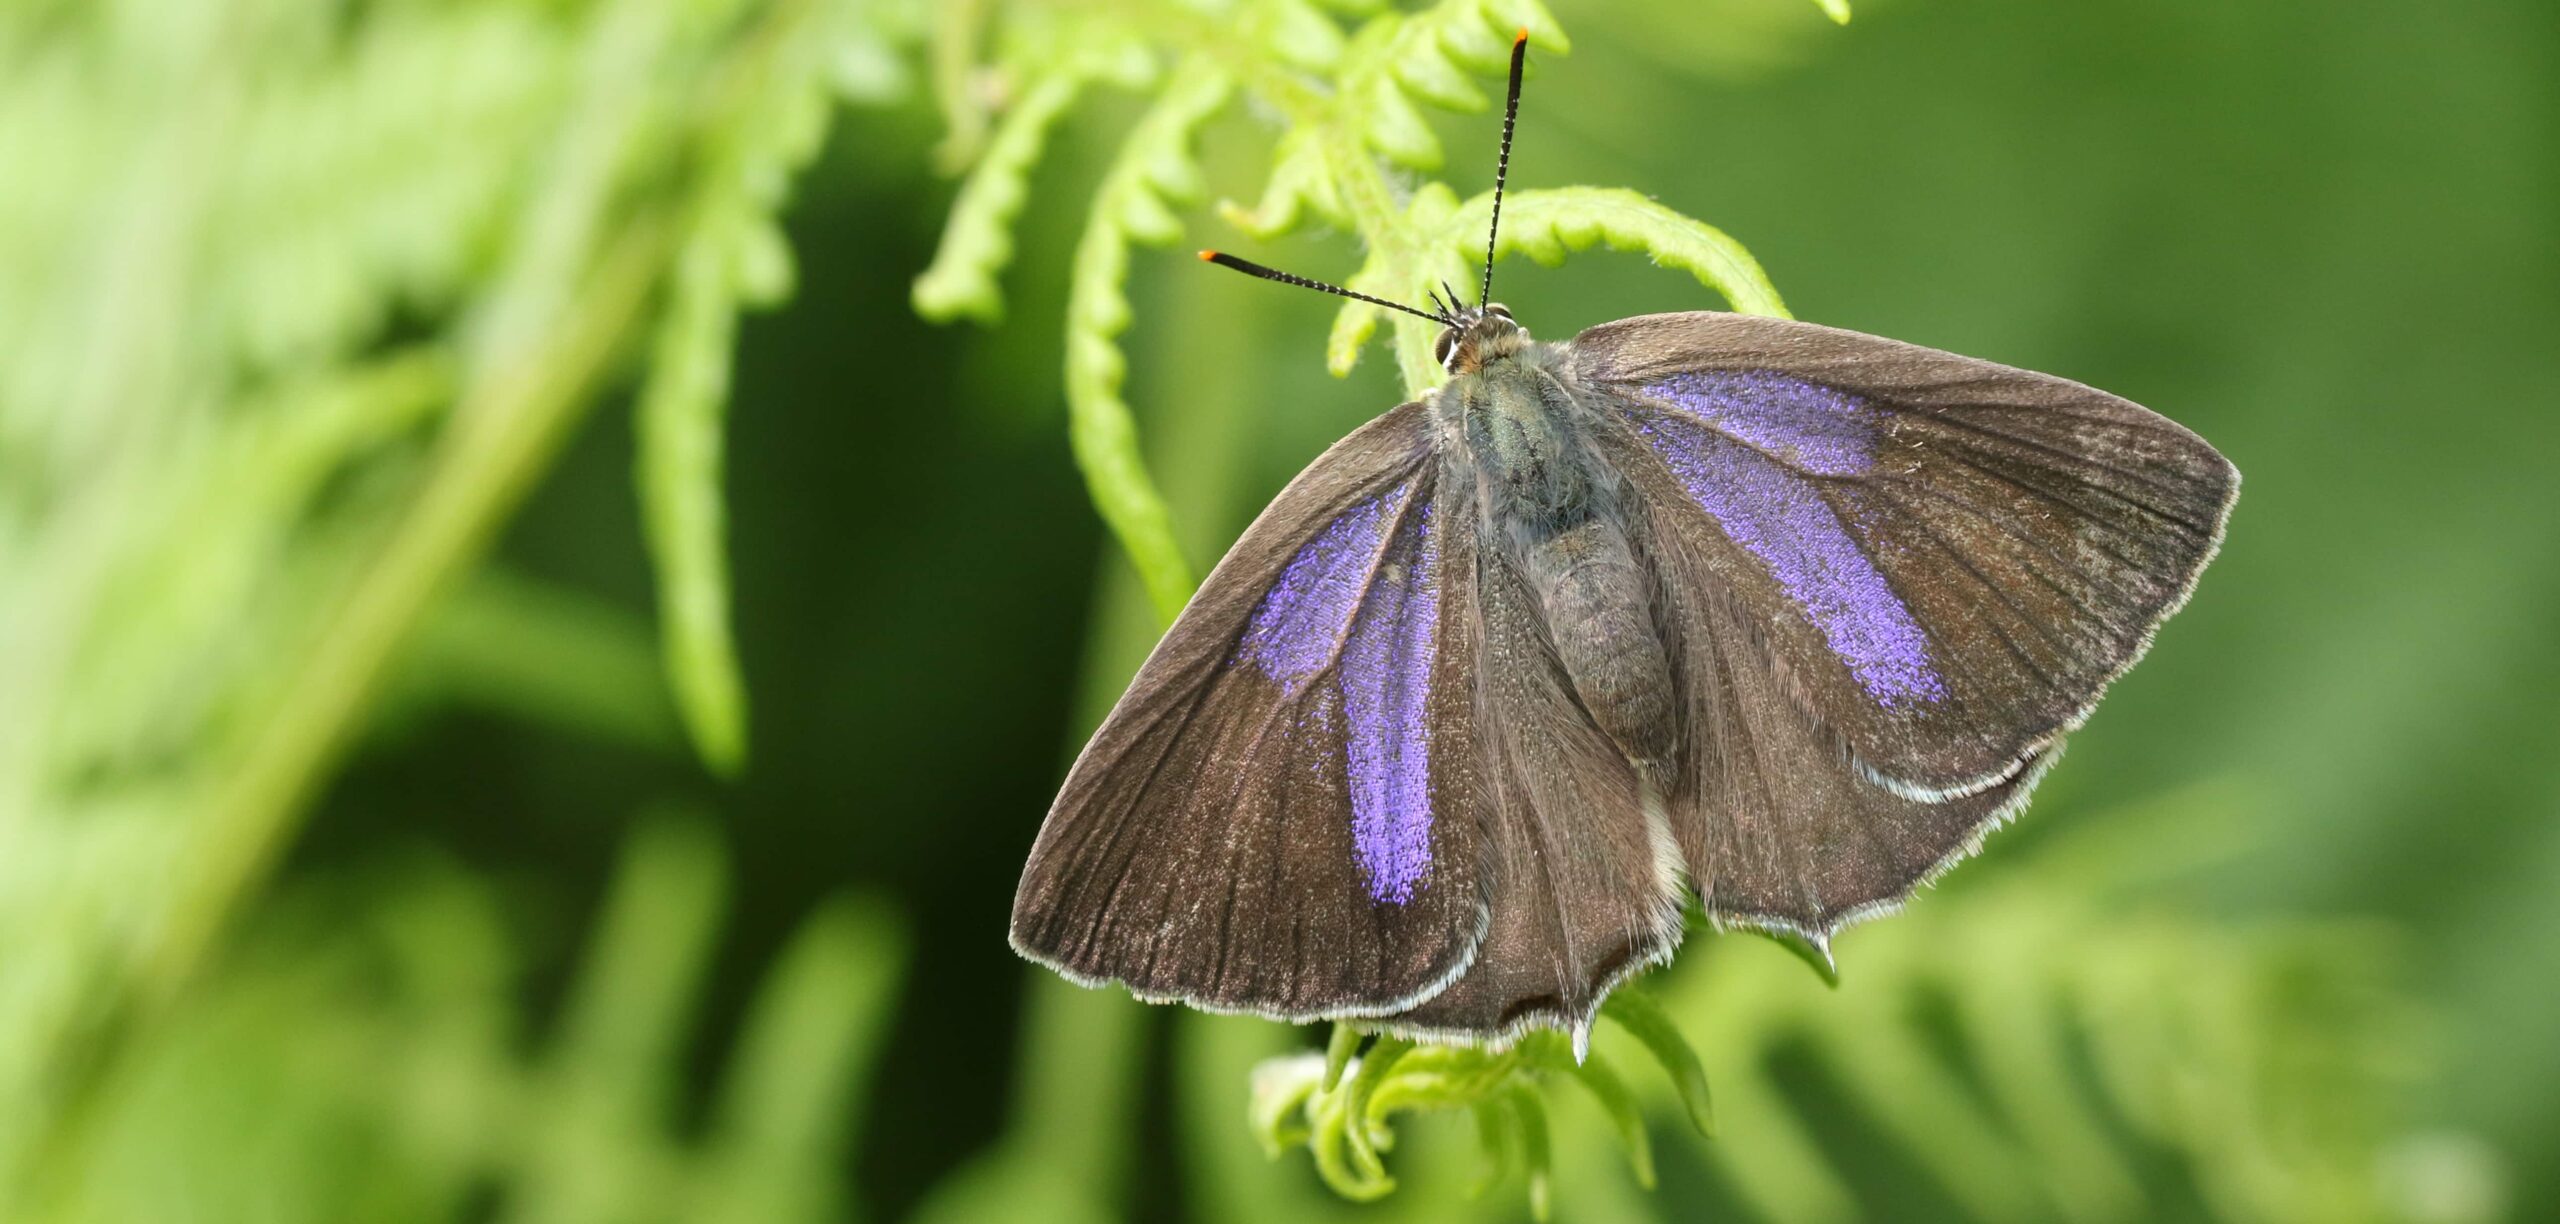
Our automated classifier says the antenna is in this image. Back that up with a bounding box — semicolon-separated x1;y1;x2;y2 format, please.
1199;36;1532;326
1198;251;1454;325
1480;28;1530;308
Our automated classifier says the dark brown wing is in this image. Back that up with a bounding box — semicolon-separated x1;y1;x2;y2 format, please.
1010;403;1494;1021
1373;542;1688;1053
1645;510;2059;940
1572;311;2237;801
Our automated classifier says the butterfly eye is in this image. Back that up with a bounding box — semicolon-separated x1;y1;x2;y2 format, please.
1433;328;1459;369
1485;303;1513;320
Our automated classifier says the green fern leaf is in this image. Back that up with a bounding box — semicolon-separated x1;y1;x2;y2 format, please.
636;1;862;777
638;221;752;776
912;70;1090;325
1064;59;1234;621
1466;185;1790;318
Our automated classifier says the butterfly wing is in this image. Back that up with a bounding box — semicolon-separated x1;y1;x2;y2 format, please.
1574;311;2236;798
1570;311;2235;935
1647;521;2062;936
1371;537;1688;1048
1011;403;1493;1020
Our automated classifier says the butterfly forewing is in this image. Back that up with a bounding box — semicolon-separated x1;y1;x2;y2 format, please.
1010;403;1492;1020
1572;312;2238;800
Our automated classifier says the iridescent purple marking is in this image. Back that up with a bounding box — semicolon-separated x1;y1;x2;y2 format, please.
1636;388;1946;707
1235;484;1412;690
1645;370;1874;476
1340;503;1437;904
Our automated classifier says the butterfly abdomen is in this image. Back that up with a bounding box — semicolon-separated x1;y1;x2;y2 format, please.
1529;520;1679;782
1456;357;1682;784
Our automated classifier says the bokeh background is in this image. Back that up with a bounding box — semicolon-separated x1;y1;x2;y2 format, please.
3;0;2553;1220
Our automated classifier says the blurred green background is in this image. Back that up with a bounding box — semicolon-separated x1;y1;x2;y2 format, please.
3;0;2553;1220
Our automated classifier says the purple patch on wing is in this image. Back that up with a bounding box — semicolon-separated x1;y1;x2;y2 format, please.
1340;502;1437;905
1236;483;1414;690
1636;407;1946;707
1644;370;1876;476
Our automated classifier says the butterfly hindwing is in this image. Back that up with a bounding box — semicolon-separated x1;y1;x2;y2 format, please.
1571;311;2238;800
1010;403;1492;1020
1637;491;2061;934
1376;526;1687;1045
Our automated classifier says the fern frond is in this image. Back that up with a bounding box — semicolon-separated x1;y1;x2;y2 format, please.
1222;126;1348;239
912;69;1089;324
825;0;926;103
1318;182;1794;395
688;892;911;1220
0;1;919;1199
394;568;677;749
1064;58;1234;622
928;0;998;171
1240;791;2405;1219
1261;0;1354;72
913;15;1161;325
1323;183;1477;389
635;0;855;776
639;227;754;775
1464;185;1791;318
1221;0;1569;392
1649;788;2407;1224
23;820;907;1223
1250;990;1713;1215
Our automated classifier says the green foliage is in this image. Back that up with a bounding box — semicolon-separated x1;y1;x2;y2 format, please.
913;70;1102;324
25;819;907;1224
1226;789;2408;1220
0;0;913;1212
1061;58;1235;618
901;3;2415;1218
1655;787;2410;1224
1248;991;1715;1216
634;0;864;775
907;0;1820;617
0;0;2502;1221
389;568;680;749
1321;182;1791;386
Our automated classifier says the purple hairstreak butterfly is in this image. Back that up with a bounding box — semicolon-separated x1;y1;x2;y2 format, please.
1011;30;2237;1054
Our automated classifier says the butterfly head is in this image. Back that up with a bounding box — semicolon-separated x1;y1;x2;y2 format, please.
1433;304;1529;376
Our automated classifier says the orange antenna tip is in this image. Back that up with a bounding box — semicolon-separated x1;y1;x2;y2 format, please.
1197;250;1218;261
1515;26;1529;45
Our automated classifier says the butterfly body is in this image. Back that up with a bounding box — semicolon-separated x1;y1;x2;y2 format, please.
1443;311;1679;786
1012;307;2236;1048
1012;33;2234;1050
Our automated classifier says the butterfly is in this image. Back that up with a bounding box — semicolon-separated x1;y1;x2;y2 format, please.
1010;30;2237;1055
